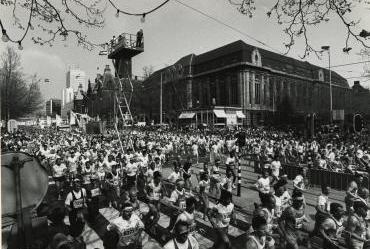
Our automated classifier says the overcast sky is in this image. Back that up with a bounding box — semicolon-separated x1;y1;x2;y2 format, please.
1;0;370;100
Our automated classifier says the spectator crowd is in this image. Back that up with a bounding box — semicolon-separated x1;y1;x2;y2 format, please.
1;125;369;249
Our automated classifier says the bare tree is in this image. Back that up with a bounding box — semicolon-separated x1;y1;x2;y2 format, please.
1;0;369;56
0;0;170;50
229;0;370;58
0;46;43;121
142;65;154;79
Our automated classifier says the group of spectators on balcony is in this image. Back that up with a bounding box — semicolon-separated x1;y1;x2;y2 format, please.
109;29;143;51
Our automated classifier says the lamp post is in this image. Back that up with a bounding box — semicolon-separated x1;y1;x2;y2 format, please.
160;72;163;125
321;46;332;123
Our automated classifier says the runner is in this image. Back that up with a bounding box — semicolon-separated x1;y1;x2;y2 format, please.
52;158;67;200
168;163;181;184
255;169;271;202
246;215;274;249
198;171;210;220
103;170;119;209
182;157;193;191
344;200;370;249
278;190;309;249
106;202;145;249
308;185;332;248
208;189;236;234
65;178;87;227
319;202;345;249
225;151;237;189
173;197;197;235
169;179;187;211
163;220;199;249
345;173;364;213
255;193;277;241
210;159;221;197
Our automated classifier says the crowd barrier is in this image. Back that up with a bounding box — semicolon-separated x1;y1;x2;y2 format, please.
252;158;370;191
165;149;369;191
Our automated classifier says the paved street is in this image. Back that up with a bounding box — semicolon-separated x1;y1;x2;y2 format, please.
63;159;346;249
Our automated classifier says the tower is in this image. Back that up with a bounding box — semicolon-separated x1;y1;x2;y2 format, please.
107;31;144;126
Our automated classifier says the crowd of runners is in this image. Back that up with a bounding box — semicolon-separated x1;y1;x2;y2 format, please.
1;126;370;249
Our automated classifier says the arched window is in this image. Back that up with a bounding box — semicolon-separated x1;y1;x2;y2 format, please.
251;48;262;66
318;69;324;81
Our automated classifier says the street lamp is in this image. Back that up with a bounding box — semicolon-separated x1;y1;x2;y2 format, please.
321;45;332;123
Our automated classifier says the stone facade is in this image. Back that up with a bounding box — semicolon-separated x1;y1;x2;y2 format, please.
141;40;352;126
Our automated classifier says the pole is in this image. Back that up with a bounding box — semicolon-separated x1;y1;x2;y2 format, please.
160;72;163;125
328;48;332;124
237;158;241;197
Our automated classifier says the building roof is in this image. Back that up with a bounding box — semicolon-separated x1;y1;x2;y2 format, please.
193;40;349;88
143;40;349;88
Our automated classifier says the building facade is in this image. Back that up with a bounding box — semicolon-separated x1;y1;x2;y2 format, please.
66;65;86;92
141;40;352;127
45;98;61;117
62;87;74;107
351;81;370;120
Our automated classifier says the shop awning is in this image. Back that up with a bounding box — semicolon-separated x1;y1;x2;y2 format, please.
213;109;227;118
236;111;246;119
178;112;195;119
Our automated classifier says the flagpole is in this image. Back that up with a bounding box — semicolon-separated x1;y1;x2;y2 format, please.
160;72;163;125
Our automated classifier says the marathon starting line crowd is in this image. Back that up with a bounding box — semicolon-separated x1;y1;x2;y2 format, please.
1;126;370;249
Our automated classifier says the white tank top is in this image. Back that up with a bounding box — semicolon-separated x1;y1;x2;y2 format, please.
149;181;162;200
248;235;266;249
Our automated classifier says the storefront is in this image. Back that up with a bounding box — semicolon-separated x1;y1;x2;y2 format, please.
178;107;245;128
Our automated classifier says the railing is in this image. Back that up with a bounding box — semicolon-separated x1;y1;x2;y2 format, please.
252;156;370;191
108;32;144;54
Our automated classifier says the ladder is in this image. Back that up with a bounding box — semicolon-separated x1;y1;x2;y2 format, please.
112;60;134;126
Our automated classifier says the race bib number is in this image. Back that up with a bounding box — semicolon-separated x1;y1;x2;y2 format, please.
119;228;137;245
73;199;84;209
91;188;101;197
295;216;305;229
221;213;231;224
179;200;186;209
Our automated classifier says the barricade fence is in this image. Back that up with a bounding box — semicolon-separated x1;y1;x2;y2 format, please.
251;157;369;191
164;149;369;191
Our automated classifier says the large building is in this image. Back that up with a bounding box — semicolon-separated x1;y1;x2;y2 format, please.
351;81;370;119
66;65;86;92
62;87;74;107
141;40;352;127
45;98;61;117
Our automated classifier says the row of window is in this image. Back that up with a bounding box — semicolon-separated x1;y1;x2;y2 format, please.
192;72;350;111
